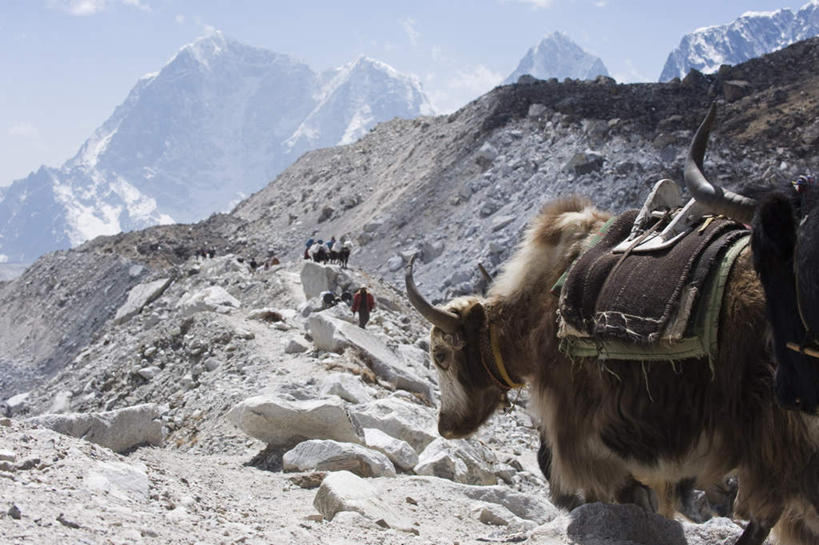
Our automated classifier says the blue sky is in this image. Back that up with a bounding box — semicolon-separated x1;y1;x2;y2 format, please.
0;0;802;186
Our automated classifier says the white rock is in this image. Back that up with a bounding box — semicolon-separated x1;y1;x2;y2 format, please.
137;366;162;380
449;482;558;524
300;261;338;300
227;396;362;447
283;439;396;477
477;142;499;162
319;373;372;404
114;277;172;324
348;395;436;452
414;438;497;485
84;460;150;502
203;357;221;371
307;314;348;353
0;449;15;463
386;256;404;272
313;471;413;532
285;338;310;354
176;286;240;316
362;427;418;471
491;215;515;232
682;516;746;545
28;403;164;453
314;317;434;400
2;392;30;416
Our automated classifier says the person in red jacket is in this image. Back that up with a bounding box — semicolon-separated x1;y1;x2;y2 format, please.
351;287;375;328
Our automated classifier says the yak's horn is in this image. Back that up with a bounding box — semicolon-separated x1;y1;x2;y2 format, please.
406;255;460;334
684;102;756;225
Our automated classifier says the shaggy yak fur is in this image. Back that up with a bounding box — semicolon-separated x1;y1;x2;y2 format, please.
408;193;819;545
752;185;819;413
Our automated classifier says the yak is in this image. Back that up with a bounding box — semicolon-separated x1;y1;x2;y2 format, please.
406;105;819;545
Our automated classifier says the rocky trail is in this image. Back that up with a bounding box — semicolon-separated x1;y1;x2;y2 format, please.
1;255;756;544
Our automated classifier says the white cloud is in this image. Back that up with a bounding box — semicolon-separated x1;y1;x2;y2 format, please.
122;0;150;12
175;13;185;24
401;17;420;46
501;0;555;9
50;0;150;16
429;64;504;113
8;123;40;138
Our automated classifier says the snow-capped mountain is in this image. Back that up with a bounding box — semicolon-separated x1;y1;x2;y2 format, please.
286;56;434;155
503;32;610;84
0;32;433;264
660;0;819;81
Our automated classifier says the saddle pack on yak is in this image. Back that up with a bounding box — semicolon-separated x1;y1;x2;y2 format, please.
554;179;750;362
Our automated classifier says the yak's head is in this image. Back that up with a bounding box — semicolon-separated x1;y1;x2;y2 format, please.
685;104;819;413
405;257;507;438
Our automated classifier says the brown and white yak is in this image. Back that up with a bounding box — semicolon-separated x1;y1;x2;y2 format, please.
406;105;819;545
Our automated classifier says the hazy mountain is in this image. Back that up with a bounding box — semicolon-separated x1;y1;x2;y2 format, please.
0;33;433;264
660;0;819;81
503;31;610;84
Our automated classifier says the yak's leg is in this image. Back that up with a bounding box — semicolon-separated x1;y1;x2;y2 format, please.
734;520;771;545
615;477;658;513
537;436;584;510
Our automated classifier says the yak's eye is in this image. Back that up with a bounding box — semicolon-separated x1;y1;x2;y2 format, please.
433;348;450;370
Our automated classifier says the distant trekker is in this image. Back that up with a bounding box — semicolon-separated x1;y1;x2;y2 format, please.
351;287;375;329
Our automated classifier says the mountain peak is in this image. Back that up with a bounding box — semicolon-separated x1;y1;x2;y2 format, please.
660;2;819;81
504;32;610;84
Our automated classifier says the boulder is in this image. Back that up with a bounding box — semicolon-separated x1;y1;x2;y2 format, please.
459;484;559;524
283;439;395;477
319;373;372;404
313;471;413;532
307;314;348;353
113;277;172;324
565;151;604;175
176;286;240;316
420;240;445;263
471;502;536;531
84;460;150;502
2;392;30;417
362;427;418;472
227;396;362;447
308;315;433;399
337;320;433;400
414;438;497;485
566;502;687;545
722;80;751;102
28;403;163;453
285;338;310;354
386;256;404;272
348;396;436;452
300;261;337;300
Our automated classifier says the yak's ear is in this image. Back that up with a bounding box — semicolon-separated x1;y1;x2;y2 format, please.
753;193;797;264
460;302;493;387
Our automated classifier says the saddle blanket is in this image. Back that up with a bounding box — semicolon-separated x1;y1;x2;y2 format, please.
557;209;750;361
